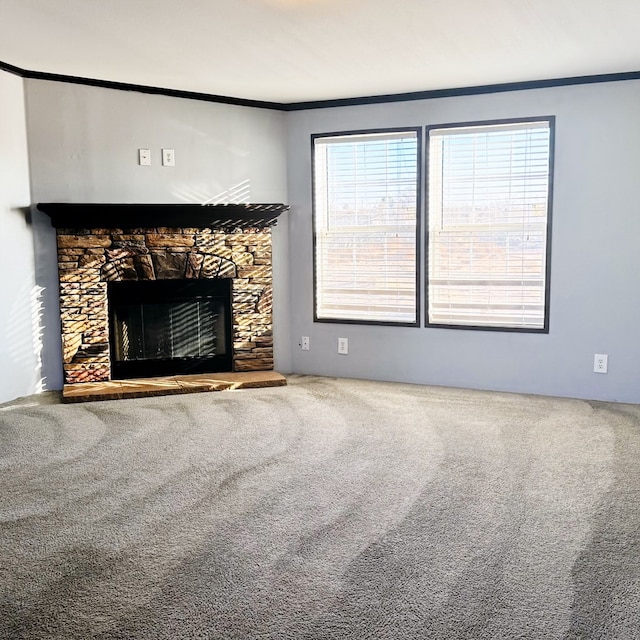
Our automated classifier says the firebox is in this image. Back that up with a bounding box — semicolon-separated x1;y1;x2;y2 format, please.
108;279;232;379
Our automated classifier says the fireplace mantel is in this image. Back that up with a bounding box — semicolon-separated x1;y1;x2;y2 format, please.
37;202;289;230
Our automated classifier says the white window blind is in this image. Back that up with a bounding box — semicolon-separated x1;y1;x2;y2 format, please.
313;130;419;324
428;120;552;330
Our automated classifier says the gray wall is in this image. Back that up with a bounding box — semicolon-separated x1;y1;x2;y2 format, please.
286;80;640;403
0;71;41;403
8;75;640;403
23;79;291;390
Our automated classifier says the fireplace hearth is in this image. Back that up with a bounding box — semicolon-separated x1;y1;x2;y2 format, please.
38;203;288;386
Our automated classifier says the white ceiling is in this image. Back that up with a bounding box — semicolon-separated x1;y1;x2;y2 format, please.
1;0;639;104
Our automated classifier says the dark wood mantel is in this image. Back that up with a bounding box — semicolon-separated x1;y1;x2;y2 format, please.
37;202;289;230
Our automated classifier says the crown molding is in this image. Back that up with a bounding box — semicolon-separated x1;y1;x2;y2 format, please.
3;59;640;112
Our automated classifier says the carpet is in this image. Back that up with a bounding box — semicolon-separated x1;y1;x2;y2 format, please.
1;375;639;639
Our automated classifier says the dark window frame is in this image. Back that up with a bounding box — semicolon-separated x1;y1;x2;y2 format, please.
425;116;555;334
311;127;422;327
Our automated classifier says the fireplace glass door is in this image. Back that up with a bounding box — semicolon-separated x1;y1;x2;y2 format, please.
108;279;232;379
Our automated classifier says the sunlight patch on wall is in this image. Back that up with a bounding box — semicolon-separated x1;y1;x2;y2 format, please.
171;180;251;205
203;179;252;204
4;279;45;394
30;284;46;393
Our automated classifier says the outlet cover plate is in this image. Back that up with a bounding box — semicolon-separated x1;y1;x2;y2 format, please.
162;148;175;166
594;353;608;373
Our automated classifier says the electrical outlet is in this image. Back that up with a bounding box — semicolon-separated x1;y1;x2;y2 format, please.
138;148;151;166
594;354;608;374
338;337;349;355
301;336;310;351
162;148;175;166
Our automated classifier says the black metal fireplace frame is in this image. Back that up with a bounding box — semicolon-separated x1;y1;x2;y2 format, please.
107;278;233;379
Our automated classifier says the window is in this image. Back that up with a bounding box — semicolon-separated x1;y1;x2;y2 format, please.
312;129;420;325
427;118;553;331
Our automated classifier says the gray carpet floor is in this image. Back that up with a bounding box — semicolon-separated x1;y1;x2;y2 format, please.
1;375;639;639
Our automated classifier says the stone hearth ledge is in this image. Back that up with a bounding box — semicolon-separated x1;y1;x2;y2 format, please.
63;371;287;403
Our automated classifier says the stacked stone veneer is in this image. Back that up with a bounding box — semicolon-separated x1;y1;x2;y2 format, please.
57;226;274;384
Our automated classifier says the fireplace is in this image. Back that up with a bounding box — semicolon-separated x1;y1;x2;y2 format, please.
108;279;232;379
38;203;288;385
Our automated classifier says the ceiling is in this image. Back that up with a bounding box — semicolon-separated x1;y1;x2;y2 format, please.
1;0;639;105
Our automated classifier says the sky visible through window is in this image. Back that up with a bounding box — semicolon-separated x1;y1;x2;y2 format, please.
438;126;550;229
324;135;418;228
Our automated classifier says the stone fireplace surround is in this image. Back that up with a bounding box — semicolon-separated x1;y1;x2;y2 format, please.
38;203;288;385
